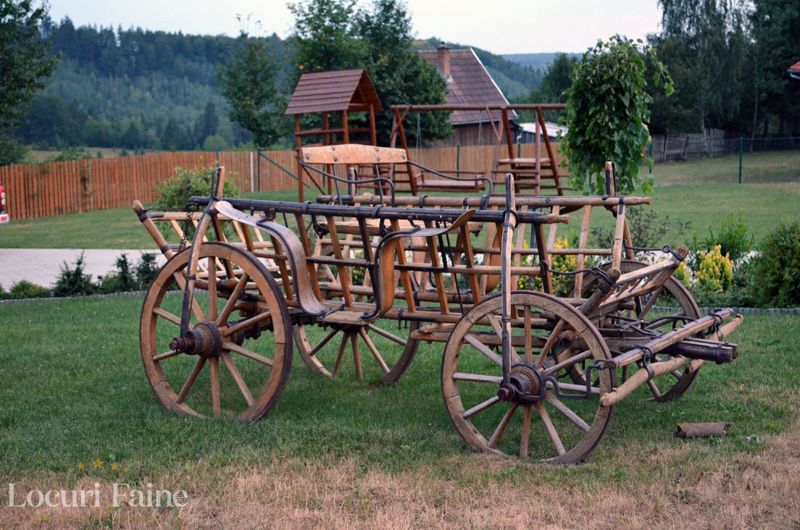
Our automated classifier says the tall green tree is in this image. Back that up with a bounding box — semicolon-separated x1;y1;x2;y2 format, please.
193;101;219;147
288;0;365;73
0;0;57;163
217;34;282;147
562;36;673;194
750;0;800;136
653;0;748;132
529;53;576;103
354;0;449;144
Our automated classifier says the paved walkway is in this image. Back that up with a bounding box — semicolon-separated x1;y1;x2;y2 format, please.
0;249;165;288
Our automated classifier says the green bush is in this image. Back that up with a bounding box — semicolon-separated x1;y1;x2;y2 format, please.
698;212;753;262
752;221;800;307
134;253;160;288
98;254;137;293
53;254;96;297
9;280;51;299
695;245;733;293
155;165;239;211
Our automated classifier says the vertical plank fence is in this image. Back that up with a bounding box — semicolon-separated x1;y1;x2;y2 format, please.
0;144;562;221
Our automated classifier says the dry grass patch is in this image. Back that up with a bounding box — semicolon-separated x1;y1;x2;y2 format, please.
4;423;799;530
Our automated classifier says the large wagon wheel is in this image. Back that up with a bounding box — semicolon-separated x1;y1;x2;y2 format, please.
140;241;292;421
294;321;421;385
578;260;702;401
441;291;615;464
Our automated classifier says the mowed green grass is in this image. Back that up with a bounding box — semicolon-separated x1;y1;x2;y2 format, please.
0;294;797;484
645;149;800;185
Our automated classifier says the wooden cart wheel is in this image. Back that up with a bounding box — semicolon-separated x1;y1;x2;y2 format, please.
579;260;702;401
294;321;421;385
140;242;292;421
441;291;615;464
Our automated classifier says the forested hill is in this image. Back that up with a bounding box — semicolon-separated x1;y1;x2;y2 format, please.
19;20;548;151
20;19;289;151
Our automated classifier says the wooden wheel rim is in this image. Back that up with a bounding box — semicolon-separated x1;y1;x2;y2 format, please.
441;291;615;464
140;242;292;421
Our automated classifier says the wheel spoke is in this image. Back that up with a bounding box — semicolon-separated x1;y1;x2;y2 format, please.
464;334;502;366
488;403;518;448
210;357;221;418
223;311;272;337
359;328;390;374
452;372;502;384
207;257;218;321
307;328;339;357
223;341;274;367
367;324;407;346
463;395;500;419
486;314;521;363
351;333;363;382
523;306;533;363
332;334;349;376
173;273;206;322
217;272;250;326
535;319;566;368
152;349;181;362
176;357;206;403
535;401;566;456
221;352;254;406
153;307;181;326
519;405;532;458
542;349;593;377
545;393;590;432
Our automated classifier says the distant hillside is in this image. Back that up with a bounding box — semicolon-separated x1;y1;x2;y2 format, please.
502;52;579;71
414;39;544;101
17;21;550;151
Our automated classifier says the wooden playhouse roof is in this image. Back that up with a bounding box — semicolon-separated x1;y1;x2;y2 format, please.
285;69;383;115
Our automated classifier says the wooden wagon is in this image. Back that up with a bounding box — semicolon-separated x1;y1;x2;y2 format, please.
132;145;742;463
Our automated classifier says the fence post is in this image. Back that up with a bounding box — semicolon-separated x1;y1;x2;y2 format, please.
738;136;743;184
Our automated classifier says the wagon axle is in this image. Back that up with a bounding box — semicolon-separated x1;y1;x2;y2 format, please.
497;363;552;404
169;321;223;358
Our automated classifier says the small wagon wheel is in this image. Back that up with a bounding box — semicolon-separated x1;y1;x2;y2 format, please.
294;322;421;385
140;241;292;421
441;291;615;464
577;260;702;401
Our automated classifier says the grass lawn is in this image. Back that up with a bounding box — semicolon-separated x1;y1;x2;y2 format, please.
647;149;800;185
0;295;799;527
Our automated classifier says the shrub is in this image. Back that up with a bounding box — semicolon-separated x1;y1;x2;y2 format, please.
695;245;733;293
701;212;753;262
53;253;96;297
98;254;137;293
9;280;51;299
751;221;800;307
518;237;577;297
673;261;690;287
0;283;6;300
155;165;239;211
134;253;160;289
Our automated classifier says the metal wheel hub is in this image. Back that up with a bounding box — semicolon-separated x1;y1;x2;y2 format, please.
498;363;547;404
170;321;224;357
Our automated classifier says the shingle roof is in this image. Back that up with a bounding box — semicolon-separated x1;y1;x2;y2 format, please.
285;69;383;115
418;48;515;125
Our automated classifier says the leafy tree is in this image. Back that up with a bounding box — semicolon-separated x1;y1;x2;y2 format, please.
288;0;365;73
562;36;673;194
354;0;449;144
0;0;58;163
749;0;800;136
16;94;86;147
217;34;283;147
529;53;577;103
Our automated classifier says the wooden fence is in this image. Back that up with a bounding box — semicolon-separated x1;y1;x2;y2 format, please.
0;144;561;221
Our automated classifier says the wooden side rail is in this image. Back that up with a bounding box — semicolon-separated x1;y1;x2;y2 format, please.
214;201;328;317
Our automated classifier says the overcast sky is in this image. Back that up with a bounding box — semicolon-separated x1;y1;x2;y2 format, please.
48;0;663;55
